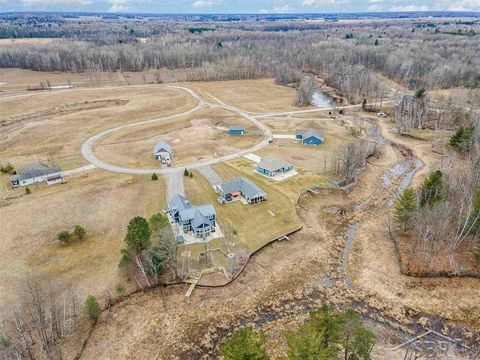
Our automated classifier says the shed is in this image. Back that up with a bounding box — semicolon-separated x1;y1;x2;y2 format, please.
229;125;246;135
296;129;324;145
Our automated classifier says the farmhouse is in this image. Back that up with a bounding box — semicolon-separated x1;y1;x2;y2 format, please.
256;156;294;177
168;195;216;240
153;141;173;164
229;125;246;135
296;129;324;145
216;176;267;204
10;164;64;188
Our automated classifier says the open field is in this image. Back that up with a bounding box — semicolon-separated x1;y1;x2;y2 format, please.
0;170;167;309
0;85;196;170
260;115;355;173
92;107;262;168
184;79;301;113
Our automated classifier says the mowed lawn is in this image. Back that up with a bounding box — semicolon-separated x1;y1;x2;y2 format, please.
183;161;302;260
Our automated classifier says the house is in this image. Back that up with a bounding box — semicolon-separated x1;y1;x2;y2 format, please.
256;156;294;177
153;141;173;164
296;129;324;145
10;164;63;188
215;176;267;204
168;195;216;239
228;125;246;135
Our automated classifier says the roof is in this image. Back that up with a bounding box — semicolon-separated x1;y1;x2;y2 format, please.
10;164;62;182
153;141;172;155
217;176;266;199
296;128;324;140
229;125;245;131
191;210;212;229
257;156;292;172
169;194;191;212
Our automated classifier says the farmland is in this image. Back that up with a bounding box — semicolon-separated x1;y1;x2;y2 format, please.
1;11;480;360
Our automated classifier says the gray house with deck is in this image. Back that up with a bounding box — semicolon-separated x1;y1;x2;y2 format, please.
216;176;267;204
10;164;64;188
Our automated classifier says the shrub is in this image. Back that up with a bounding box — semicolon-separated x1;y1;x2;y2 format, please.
57;231;71;244
219;327;269;360
184;168;189;176
151;173;158;180
0;162;14;174
84;295;101;321
73;225;86;239
25;187;31;195
115;283;126;296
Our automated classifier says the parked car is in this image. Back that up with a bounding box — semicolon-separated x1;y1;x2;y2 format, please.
377;112;387;118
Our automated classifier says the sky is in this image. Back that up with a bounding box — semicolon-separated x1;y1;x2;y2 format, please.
0;0;479;14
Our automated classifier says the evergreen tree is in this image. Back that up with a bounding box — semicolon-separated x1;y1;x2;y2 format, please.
219;327;270;360
124;216;151;253
449;125;475;153
339;309;376;360
393;188;418;230
151;172;158;180
420;170;443;207
84;295;100;321
362;98;367;111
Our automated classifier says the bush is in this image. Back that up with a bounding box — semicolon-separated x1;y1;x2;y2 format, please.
57;231;71;243
115;283;126;296
73;225;86;239
151;172;158;180
25;187;31;195
0;333;9;349
84;295;101;321
184;168;190;177
219;327;269;360
149;213;169;232
0;162;14;174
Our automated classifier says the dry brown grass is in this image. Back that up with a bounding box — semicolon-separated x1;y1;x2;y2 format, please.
261;116;355;173
0;170;167;308
92;107;262;168
0;85;196;170
182;78;300;112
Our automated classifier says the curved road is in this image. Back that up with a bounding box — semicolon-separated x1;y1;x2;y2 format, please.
80;86;272;175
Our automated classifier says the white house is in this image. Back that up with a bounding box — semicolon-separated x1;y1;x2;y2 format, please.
10;164;64;188
153;141;173;164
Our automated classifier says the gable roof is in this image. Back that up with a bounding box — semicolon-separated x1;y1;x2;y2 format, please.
169;194;191;212
217;176;266;199
296;128;324;140
257;156;292;172
10;164;62;182
153;141;172;155
229;125;245;131
191;210;212;229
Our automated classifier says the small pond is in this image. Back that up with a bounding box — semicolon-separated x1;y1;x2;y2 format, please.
311;91;334;108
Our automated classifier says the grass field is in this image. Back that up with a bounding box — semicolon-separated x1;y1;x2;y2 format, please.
0;85;196;170
0;170;167;307
92;107;262;168
260;115;355;174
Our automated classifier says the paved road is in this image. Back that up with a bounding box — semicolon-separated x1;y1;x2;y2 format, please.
255;100;395;118
166;170;185;200
197;165;223;186
63;164;96;176
80;86;273;175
